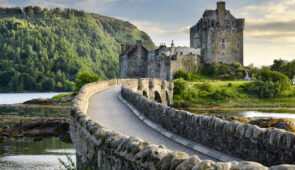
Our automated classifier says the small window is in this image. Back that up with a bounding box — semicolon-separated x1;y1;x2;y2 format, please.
222;39;225;43
222;44;225;49
237;44;240;48
180;52;183;55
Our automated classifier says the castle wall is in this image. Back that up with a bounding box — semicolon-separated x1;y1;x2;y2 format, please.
119;42;148;78
190;2;244;65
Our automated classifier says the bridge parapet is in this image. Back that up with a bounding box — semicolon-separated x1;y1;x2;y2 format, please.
71;78;295;169
123;78;173;106
122;79;295;167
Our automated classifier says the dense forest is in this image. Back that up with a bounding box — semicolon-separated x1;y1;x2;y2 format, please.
0;6;156;92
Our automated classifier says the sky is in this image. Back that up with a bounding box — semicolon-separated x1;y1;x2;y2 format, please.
1;0;295;66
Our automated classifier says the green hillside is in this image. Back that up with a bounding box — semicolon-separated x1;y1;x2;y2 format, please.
0;7;156;92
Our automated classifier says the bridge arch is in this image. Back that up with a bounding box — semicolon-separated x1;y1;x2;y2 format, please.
142;90;148;98
154;91;162;104
166;91;170;106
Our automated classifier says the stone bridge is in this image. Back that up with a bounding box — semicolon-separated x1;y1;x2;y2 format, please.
70;78;295;169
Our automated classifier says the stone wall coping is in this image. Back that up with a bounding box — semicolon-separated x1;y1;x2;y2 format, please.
118;93;240;162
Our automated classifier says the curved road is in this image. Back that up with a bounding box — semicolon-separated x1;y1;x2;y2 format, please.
87;86;215;160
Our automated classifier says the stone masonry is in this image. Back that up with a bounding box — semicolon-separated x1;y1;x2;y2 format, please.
190;1;244;65
71;78;295;169
119;41;200;81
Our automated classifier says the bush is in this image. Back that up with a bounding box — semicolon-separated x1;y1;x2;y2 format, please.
198;82;215;93
199;62;246;80
173;78;187;96
244;68;291;98
174;69;191;80
209;88;234;101
73;72;100;93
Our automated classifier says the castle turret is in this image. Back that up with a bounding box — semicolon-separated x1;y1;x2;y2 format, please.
217;1;226;21
171;40;175;55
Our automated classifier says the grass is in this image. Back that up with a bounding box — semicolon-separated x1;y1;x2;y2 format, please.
175;79;295;108
51;93;74;102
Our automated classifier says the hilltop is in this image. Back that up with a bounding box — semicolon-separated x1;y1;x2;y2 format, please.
0;6;156;92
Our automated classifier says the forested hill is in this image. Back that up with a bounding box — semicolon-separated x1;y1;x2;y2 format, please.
0;7;156;92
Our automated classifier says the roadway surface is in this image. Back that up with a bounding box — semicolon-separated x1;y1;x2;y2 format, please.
87;86;216;160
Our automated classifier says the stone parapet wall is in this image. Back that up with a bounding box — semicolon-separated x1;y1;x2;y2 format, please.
71;78;295;169
122;79;295;167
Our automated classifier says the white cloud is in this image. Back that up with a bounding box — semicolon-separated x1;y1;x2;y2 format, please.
130;20;190;35
234;0;295;42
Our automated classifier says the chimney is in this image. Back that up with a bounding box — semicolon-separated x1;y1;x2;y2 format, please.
217;1;226;21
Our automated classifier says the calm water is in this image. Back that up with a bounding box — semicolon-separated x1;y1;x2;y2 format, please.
0;138;75;170
239;111;295;119
0;93;74;169
0;92;68;104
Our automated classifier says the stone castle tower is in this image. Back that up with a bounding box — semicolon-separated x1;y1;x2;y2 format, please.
190;1;245;65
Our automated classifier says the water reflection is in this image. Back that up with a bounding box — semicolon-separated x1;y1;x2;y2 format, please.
0;137;75;170
240;111;295;119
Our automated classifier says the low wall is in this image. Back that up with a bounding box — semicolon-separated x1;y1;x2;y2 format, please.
121;79;295;167
71;78;295;169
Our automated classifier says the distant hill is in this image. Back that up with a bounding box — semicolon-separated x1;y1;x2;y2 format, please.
0;6;156;92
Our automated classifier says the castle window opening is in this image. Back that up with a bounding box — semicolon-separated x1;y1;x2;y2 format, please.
222;44;225;49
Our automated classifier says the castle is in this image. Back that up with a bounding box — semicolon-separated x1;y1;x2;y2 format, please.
119;41;200;81
190;1;244;65
119;1;244;81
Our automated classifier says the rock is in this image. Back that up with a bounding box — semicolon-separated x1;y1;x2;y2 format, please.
60;97;73;103
231;161;267;170
175;155;201;170
270;164;295;170
192;160;215;170
23;98;55;105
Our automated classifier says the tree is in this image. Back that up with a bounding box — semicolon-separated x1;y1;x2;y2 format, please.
245;68;291;98
74;72;100;93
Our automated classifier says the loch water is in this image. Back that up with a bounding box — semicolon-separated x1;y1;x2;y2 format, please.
0;93;75;170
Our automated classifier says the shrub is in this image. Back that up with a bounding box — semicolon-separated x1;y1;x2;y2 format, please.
199;62;246;80
244;68;291;98
174;69;191;80
199;82;215;93
209;88;234;101
73;72;100;93
173;78;188;96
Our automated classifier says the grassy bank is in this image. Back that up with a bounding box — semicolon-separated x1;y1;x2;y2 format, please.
174;80;295;108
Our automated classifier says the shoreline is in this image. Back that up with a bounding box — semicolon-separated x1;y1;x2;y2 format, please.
185;107;295;111
0;103;71;109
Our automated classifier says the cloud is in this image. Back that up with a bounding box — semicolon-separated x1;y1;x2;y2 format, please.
0;0;14;7
130;20;190;35
27;0;67;8
234;0;295;42
73;0;118;12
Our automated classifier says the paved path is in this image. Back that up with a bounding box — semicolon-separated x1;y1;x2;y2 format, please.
87;86;216;160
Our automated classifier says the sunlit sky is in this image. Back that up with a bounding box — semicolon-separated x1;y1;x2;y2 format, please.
1;0;295;66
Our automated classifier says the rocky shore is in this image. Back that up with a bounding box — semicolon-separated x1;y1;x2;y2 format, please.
0;118;71;143
23;96;73;106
